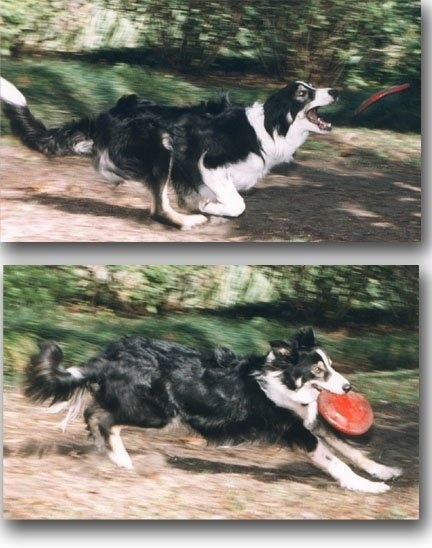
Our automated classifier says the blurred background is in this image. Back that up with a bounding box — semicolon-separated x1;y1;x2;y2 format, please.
4;265;419;407
0;0;421;132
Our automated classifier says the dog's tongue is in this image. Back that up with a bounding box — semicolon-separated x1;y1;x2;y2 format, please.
317;389;374;435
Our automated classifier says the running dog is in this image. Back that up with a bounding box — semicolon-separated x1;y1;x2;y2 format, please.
1;77;338;229
25;327;401;493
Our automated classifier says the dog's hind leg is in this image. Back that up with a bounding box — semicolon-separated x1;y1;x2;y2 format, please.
319;430;402;481
197;159;246;218
84;405;133;469
106;425;134;469
150;158;208;230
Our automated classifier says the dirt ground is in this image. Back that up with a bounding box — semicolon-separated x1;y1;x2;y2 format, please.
3;390;418;520
0;134;421;242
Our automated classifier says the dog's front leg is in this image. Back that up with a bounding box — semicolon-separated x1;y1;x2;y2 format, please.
308;439;391;493
319;430;402;481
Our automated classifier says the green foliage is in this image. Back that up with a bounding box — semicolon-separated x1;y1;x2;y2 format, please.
269;266;419;326
4;266;419;326
3;266;78;315
3;266;419;383
1;0;420;87
143;0;244;71
0;0;421;131
0;59;202;126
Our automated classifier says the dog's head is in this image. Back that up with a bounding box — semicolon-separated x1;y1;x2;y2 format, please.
263;82;338;137
258;327;351;406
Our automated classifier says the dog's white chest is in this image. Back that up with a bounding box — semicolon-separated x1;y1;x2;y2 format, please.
256;371;319;428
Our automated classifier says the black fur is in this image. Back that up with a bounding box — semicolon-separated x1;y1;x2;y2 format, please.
1;78;338;229
25;330;319;452
24;326;402;492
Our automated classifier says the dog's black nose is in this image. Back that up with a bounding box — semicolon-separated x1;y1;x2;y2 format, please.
343;383;352;393
328;88;339;99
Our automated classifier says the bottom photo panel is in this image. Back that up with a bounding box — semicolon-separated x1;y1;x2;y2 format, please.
3;265;419;520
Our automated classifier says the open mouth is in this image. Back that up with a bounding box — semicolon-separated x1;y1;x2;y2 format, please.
306;108;332;132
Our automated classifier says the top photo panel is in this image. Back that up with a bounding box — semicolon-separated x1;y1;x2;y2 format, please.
0;1;421;243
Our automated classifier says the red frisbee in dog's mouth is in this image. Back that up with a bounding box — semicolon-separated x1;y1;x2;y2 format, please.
318;389;374;435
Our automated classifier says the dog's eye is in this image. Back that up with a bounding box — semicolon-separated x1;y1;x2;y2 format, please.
312;365;322;375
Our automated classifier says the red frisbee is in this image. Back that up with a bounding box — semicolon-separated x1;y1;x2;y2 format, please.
318;389;374;435
354;83;411;115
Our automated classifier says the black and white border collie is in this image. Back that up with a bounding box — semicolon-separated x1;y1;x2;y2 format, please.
25;327;401;493
1;77;337;229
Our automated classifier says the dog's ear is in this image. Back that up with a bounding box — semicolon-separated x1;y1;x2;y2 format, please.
269;340;296;359
263;82;298;136
293;326;317;349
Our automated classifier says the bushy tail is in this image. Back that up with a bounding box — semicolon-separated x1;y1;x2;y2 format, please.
25;341;88;406
0;77;95;157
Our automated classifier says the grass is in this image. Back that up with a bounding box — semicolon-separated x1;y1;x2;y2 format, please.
3;304;419;407
352;369;418;406
3;308;299;380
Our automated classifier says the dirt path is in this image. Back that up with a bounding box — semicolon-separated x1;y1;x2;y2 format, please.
0;135;421;242
3;391;418;519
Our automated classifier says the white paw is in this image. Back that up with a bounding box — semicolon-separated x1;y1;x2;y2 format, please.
108;451;134;470
342;477;390;494
198;199;218;215
180;214;208;230
370;464;403;481
198;198;245;217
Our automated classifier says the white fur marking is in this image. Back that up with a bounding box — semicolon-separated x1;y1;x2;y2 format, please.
156;181;208;229
246;103;309;167
315;348;331;368
198;153;259;196
73;140;94;155
0;77;27;107
313;348;350;394
162;132;172;150
44;388;87;432
322;432;402;480
108;426;134;469
265;351;276;364
98;150;124;183
67;366;84;379
198;155;246;217
310;441;390;493
257;371;318;420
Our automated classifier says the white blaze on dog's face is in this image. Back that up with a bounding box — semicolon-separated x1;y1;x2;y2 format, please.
303;348;351;395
